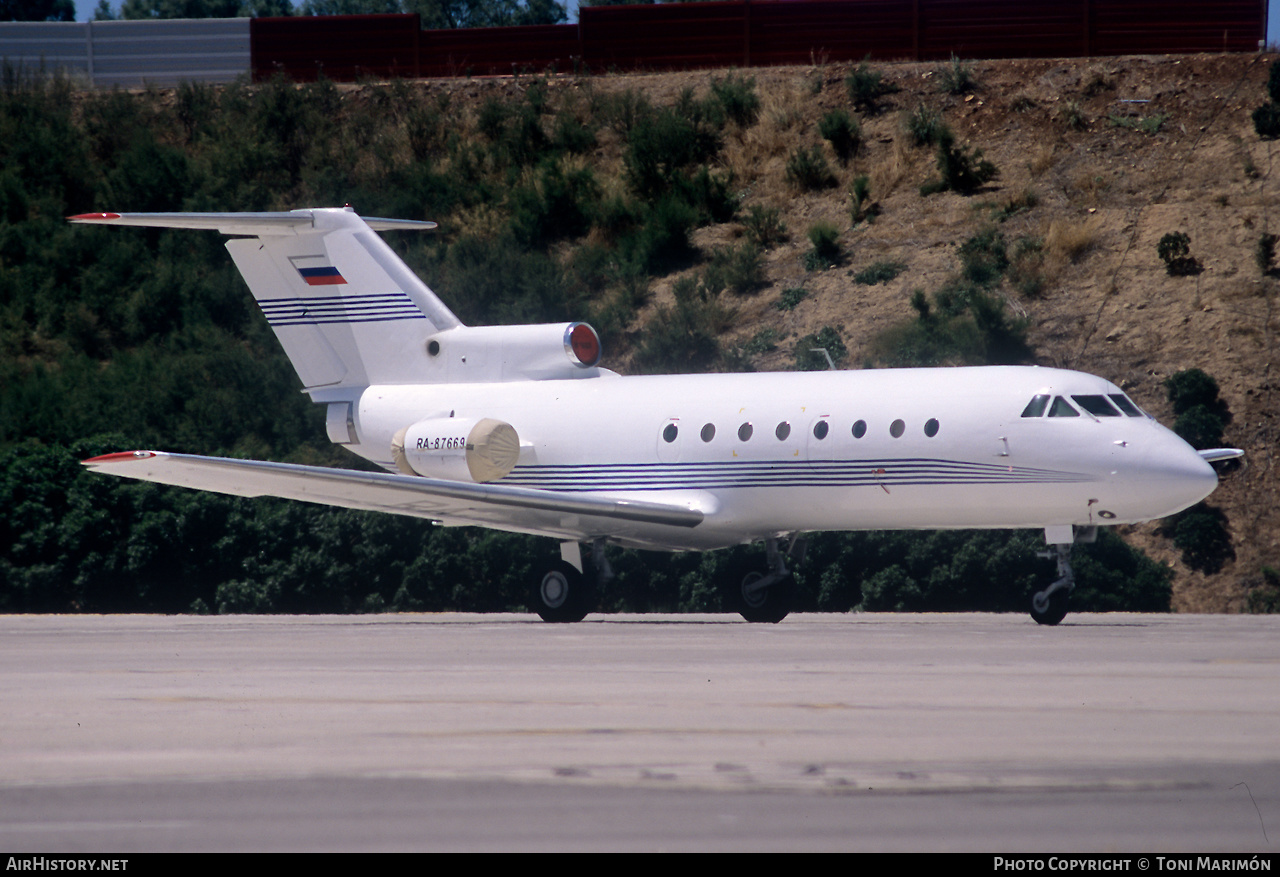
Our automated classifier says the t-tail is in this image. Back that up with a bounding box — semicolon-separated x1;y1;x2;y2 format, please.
70;208;605;443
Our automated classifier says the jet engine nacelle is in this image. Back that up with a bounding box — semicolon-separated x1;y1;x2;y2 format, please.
423;322;602;383
391;417;520;483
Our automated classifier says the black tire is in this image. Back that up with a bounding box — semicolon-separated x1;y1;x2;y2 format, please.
1030;589;1069;626
533;561;592;623
735;571;792;623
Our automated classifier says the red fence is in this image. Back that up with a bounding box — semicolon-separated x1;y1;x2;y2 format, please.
250;1;1268;82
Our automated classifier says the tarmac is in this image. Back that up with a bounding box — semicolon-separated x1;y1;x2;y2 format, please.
0;612;1276;851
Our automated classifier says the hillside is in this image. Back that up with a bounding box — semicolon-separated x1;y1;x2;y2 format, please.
2;52;1277;614
493;53;1278;611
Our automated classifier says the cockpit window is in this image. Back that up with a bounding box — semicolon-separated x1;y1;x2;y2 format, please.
1108;394;1143;417
1072;395;1121;417
1021;394;1050;417
1048;396;1080;417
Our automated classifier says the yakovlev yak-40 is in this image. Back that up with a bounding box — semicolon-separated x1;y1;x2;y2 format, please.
72;208;1241;624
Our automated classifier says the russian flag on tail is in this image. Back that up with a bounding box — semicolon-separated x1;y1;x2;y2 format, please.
291;255;346;286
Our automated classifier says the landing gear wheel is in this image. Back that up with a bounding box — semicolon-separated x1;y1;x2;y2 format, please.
1030;589;1069;626
735;571;793;624
533;561;592;623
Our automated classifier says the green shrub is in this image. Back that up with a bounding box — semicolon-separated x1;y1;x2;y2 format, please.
674;165;738;224
871;283;1031;367
633;275;731;374
902;103;948;147
957;227;1009;285
775;287;807;310
626;195;699;272
1157;231;1200;276
849;174;874;225
804;221;842;269
1007;237;1048;297
709;73;760;127
624;106;721;199
1062;101;1087;131
785;143;836;191
1254;103;1280;140
703;241;764;295
819;109;862;165
1247;566;1280;614
741;327;780;354
845;59;899;112
1108;113;1167;135
935;55;977;95
594;87;653;136
1258;233;1278;276
854;260;906;285
1164;367;1231;449
922;130;998;196
742;204;786;248
794;326;847;370
1162;503;1235;573
509;162;599;247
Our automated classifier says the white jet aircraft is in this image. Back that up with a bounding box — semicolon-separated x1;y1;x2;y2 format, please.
72;208;1241;625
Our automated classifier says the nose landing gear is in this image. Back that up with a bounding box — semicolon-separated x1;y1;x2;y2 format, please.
1031;526;1094;625
1031;544;1072;626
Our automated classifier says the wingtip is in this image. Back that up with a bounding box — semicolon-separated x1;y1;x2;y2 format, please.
82;450;158;466
68;212;122;222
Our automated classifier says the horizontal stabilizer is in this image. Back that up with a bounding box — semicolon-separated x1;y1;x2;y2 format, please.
82;451;705;532
68;211;437;236
1197;448;1244;463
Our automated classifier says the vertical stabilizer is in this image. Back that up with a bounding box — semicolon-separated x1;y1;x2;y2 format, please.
70;208;459;392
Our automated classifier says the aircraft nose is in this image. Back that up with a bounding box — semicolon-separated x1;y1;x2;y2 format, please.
1140;430;1219;516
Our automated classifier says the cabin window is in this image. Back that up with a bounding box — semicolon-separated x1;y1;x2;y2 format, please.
775;422;791;441
738;422;754;442
1072;395;1121;417
1021;394;1050;417
1048;396;1080;417
890;419;905;438
662;423;678;442
852;420;867;439
1108;394;1143;417
813;420;829;440
700;423;716;442
924;418;940;437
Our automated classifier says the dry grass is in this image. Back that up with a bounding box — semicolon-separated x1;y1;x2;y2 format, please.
1027;143;1056;178
1045;216;1102;267
868;136;917;200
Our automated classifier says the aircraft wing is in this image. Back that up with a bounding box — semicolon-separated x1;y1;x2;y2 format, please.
82;451;705;539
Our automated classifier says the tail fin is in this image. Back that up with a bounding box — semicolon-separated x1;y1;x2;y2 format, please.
70;208;459;391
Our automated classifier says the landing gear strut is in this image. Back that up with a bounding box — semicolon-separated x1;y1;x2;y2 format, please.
734;536;806;623
1031;544;1072;626
531;540;611;623
1030;526;1093;625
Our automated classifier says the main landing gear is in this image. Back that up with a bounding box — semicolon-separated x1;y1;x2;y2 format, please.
733;536;807;624
532;536;808;624
532;540;613;623
1030;526;1094;626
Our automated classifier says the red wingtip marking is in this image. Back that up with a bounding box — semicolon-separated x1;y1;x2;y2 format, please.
82;451;157;464
67;213;122;221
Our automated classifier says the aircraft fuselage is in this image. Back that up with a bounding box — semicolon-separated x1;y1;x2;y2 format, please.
352;365;1217;552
